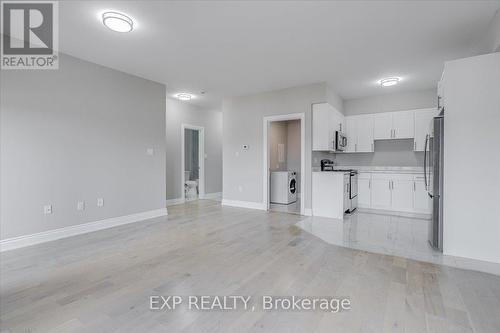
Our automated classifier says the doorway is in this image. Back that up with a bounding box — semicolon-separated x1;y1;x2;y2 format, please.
181;124;205;201
263;113;305;215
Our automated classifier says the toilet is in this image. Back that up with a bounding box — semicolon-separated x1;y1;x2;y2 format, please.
184;171;198;200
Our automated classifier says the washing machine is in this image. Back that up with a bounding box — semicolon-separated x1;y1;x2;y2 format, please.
270;171;297;204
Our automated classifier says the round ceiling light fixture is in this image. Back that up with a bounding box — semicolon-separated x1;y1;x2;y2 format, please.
102;11;134;32
175;93;193;101
379;77;400;87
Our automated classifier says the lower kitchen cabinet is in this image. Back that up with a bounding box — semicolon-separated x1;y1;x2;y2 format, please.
357;172;432;215
357;173;371;208
391;175;414;212
414;176;432;213
370;174;392;210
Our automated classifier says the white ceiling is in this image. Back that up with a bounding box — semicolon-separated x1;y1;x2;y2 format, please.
59;1;500;108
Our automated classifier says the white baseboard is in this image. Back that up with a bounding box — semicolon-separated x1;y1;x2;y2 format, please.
303;208;313;216
221;199;266;211
166;197;185;206
199;192;222;200
0;208;168;252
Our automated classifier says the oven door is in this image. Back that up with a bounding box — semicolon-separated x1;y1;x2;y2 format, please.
349;173;358;199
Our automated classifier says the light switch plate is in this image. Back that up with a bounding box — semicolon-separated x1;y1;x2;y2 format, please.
77;201;85;211
43;205;52;214
147;148;154;156
97;198;104;207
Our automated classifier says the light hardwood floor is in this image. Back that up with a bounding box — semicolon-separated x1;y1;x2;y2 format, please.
1;200;499;332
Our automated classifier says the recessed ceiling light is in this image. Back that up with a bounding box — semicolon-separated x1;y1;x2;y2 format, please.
175;93;193;101
379;77;400;87
102;11;134;33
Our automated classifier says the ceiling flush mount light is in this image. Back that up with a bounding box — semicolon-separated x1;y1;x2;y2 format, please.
175;93;193;101
379;77;400;87
102;11;134;32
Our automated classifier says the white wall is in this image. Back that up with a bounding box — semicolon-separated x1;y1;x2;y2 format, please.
0;53;166;240
442;52;500;263
166;98;222;200
343;88;436;115
223;82;335;210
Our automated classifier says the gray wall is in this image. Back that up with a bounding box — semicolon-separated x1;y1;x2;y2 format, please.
0;53;166;240
334;88;436;167
223;82;335;209
166;98;222;200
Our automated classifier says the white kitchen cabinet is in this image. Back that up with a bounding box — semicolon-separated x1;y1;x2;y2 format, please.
373;110;415;140
312;103;334;151
331;108;345;133
344;115;374;153
373;112;393;140
370;174;392;209
391;175;414;212
393;110;415;139
356;115;375;152
414;108;438;151
345;116;357;153
357;173;371;208
414;176;432;213
313;103;344;151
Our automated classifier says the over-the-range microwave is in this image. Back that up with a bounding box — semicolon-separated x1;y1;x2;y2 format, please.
335;131;347;151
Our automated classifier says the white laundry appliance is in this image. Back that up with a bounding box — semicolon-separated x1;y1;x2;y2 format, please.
270;171;297;204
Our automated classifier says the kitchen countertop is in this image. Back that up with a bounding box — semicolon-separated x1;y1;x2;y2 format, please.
312;166;424;174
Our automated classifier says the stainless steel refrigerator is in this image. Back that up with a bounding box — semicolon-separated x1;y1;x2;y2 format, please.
425;113;444;251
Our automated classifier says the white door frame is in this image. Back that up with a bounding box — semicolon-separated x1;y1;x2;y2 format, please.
181;124;205;200
263;113;305;215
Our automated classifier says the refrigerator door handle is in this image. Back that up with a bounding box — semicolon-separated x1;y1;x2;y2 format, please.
424;134;429;190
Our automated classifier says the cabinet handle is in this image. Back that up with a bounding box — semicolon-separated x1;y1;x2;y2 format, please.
413;181;416;191
369;179;371;189
355;143;357;152
414;141;416;150
389;181;391;190
340;124;342;132
371;143;374;151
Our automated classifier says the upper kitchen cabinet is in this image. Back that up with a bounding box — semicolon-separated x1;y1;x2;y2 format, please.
414;108;439;151
312;103;344;151
344;114;374;153
373;110;415;140
373;112;393;140
392;110;414;139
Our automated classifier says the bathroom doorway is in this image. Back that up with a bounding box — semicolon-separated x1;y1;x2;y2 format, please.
181;124;205;201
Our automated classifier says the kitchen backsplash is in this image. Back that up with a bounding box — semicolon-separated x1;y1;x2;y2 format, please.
312;139;424;168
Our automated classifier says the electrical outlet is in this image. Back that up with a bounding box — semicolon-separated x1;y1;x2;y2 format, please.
97;198;104;207
43;205;52;214
77;201;85;211
147;148;154;156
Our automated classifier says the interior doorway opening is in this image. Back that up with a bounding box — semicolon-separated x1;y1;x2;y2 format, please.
181;124;205;201
263;113;305;215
